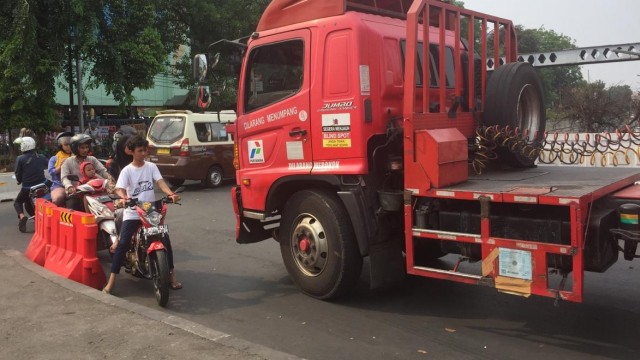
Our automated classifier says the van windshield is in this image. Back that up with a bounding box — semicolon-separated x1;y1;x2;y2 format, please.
148;116;185;144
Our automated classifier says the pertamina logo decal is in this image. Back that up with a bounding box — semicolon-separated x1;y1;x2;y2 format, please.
248;140;265;164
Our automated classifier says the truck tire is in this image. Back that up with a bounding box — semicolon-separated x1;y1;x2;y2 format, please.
484;62;545;168
280;189;362;300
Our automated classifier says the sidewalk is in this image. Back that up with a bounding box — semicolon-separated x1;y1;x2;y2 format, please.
0;250;299;360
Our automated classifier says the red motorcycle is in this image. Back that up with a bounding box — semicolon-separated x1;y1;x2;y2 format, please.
120;188;183;307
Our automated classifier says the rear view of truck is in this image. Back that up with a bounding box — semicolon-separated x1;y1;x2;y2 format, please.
195;0;640;302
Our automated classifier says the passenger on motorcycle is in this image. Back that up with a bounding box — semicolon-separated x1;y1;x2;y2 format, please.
14;137;48;232
79;161;99;184
105;125;136;193
102;135;182;295
61;134;109;211
47;132;73;206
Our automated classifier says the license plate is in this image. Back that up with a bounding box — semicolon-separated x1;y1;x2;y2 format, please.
157;148;170;155
143;225;167;236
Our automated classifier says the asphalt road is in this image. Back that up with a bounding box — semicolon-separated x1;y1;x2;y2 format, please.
2;182;640;359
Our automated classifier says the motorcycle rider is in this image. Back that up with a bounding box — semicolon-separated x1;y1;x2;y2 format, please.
47;132;73;206
61;134;109;211
103;134;182;294
14;137;48;232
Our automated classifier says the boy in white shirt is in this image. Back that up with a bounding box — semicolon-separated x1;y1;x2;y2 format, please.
102;135;182;294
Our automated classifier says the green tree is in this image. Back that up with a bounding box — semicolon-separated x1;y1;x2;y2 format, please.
557;81;633;132
515;25;583;108
0;0;71;136
169;0;270;111
87;0;184;113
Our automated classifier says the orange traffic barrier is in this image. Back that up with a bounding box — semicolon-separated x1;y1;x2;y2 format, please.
41;207;106;290
25;198;54;266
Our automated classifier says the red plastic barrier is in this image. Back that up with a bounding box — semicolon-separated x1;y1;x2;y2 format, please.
25;198;54;265
42;207;106;290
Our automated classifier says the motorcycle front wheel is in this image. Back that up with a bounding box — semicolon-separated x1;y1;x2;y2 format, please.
150;250;170;307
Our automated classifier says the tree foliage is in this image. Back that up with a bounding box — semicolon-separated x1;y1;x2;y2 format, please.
169;0;270;111
515;25;583;108
0;0;70;133
88;0;184;112
556;81;634;132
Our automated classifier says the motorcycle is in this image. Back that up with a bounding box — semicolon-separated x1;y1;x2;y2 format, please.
21;181;52;232
118;188;184;307
74;178;118;252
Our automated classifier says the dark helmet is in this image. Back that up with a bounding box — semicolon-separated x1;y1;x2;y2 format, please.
112;125;137;152
55;131;73;148
70;133;93;155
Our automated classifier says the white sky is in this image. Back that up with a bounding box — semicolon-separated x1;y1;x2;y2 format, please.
463;0;640;90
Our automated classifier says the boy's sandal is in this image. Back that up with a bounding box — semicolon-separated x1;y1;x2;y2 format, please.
170;281;183;290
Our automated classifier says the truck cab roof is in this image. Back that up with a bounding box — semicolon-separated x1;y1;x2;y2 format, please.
257;0;416;31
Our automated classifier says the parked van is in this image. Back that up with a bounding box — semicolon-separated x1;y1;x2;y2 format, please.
146;109;236;187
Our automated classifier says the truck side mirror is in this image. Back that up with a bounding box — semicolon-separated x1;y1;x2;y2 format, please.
193;54;208;83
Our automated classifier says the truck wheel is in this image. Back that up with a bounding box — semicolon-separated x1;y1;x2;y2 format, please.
204;166;223;188
484;62;545;167
280;189;362;300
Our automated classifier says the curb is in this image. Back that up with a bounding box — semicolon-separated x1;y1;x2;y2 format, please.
5;249;302;360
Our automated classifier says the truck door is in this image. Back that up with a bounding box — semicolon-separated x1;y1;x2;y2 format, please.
237;29;312;211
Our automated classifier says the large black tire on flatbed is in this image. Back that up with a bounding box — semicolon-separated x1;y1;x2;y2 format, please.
484;62;546;168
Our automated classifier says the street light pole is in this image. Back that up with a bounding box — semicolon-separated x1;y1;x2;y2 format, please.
73;26;84;134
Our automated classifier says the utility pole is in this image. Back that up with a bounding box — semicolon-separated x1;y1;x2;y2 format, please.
73;26;84;134
67;42;74;119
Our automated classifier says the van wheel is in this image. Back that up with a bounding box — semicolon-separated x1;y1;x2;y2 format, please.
484;62;545;168
204;166;223;188
167;178;185;187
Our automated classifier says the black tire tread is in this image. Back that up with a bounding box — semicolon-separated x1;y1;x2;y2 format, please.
152;250;170;307
484;62;545;167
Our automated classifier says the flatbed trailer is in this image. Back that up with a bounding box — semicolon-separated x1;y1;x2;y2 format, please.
407;166;640;302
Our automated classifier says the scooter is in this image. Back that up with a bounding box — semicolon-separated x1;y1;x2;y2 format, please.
119;187;184;307
22;182;52;232
74;178;118;252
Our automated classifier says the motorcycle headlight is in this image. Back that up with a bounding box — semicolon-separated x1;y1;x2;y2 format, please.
144;211;162;226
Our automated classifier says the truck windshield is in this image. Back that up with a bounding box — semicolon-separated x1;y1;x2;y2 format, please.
244;39;304;112
148;116;185;144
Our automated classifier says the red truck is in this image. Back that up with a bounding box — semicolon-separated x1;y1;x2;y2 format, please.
194;0;640;302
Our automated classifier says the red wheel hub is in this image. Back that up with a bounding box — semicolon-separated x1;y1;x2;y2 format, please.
299;237;311;253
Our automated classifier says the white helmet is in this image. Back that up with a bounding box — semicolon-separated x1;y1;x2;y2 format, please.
20;137;36;152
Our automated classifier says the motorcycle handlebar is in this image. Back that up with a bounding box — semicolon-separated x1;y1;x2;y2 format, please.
120;195;181;208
